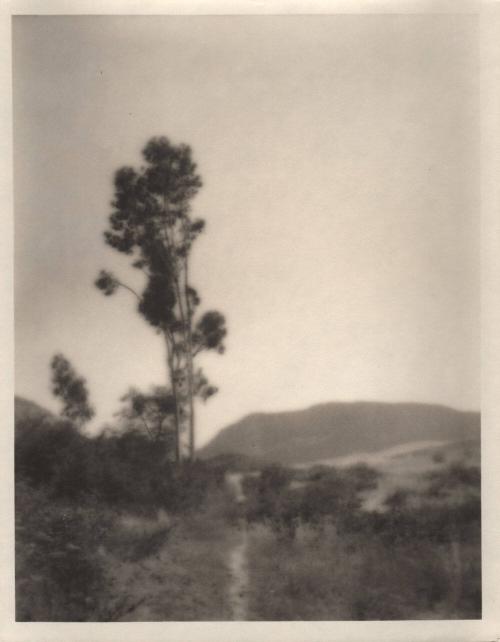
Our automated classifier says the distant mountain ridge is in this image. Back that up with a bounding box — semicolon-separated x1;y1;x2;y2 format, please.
15;396;55;422
199;401;480;466
14;396;65;436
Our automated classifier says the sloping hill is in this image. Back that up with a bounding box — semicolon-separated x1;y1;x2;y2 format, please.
14;396;62;437
199;402;480;466
15;396;54;422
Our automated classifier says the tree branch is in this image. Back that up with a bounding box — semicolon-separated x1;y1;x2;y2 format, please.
192;344;204;358
138;414;154;440
116;279;142;302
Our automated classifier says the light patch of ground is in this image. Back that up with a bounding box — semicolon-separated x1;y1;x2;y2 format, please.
225;472;246;502
294;439;479;512
360;439;480;511
228;522;249;620
295;439;451;469
224;473;251;620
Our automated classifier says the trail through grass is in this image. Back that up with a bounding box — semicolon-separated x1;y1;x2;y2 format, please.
228;520;249;620
111;515;235;620
91;486;239;621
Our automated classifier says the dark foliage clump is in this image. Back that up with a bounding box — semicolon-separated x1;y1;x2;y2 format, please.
244;465;300;539
15;417;90;500
244;463;380;539
50;354;94;426
15;481;113;621
15;414;221;513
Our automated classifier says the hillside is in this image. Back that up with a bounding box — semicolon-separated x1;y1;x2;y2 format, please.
14;396;62;436
199;401;480;466
15;396;54;423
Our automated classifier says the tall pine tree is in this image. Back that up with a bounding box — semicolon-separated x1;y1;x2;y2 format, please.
95;137;227;462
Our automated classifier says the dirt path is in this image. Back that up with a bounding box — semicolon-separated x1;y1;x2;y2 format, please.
225;473;250;620
108;510;233;621
228;520;249;620
109;477;252;621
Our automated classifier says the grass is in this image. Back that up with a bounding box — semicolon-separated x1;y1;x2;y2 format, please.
16;479;239;621
246;519;481;620
246;523;357;620
243;458;481;621
104;487;238;621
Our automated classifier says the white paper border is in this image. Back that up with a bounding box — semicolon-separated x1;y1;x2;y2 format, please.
2;2;498;641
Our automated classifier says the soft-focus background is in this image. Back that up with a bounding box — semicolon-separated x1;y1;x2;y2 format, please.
14;15;479;444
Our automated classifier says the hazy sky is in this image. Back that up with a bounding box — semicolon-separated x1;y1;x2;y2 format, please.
14;15;480;446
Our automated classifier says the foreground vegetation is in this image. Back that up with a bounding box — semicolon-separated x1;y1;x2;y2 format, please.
15;412;237;621
243;461;481;620
15;404;481;621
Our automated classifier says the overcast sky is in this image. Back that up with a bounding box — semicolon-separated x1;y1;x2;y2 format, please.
13;14;480;446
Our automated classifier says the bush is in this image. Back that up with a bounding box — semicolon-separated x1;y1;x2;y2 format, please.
243;465;301;538
15;417;89;498
15;480;114;621
15;416;221;514
244;464;381;538
300;469;361;527
425;463;480;501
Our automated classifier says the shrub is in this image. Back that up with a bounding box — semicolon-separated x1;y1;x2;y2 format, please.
15;417;88;497
15;480;113;621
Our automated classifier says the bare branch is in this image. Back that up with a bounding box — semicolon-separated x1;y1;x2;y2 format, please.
116;279;142;302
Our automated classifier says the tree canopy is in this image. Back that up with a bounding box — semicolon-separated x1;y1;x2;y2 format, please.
96;136;227;461
50;353;95;427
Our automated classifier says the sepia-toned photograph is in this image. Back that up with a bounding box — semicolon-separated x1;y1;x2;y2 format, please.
12;10;482;625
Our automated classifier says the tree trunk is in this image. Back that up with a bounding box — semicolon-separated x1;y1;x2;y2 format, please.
187;355;195;461
161;200;197;463
164;330;181;464
183;258;196;462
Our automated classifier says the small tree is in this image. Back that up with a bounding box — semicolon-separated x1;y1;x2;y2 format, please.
50;354;95;427
116;386;175;447
95;136;227;462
